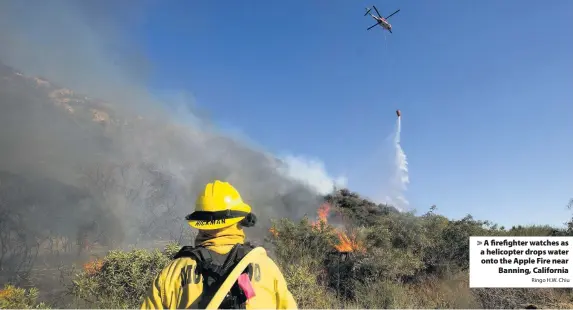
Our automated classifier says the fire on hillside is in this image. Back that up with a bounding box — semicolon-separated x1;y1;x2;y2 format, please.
270;203;365;254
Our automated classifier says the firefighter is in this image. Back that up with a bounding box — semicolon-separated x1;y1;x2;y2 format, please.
141;180;298;309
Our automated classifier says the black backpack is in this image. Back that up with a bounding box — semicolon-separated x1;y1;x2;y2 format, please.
173;243;255;309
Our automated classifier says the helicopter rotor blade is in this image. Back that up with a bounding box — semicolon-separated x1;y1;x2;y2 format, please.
373;5;382;18
367;23;379;30
385;9;400;19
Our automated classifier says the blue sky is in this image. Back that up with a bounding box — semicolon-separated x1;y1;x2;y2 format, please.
134;0;572;228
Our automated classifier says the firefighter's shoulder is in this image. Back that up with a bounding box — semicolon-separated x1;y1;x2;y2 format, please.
156;256;197;284
247;247;286;279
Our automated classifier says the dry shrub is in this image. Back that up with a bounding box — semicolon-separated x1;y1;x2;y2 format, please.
405;272;478;308
473;287;573;309
351;280;410;308
348;273;476;309
281;256;338;309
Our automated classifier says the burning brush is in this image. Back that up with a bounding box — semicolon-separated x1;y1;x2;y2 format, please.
269;202;365;254
83;259;104;276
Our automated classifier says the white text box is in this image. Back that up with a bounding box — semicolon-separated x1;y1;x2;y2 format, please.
470;236;573;288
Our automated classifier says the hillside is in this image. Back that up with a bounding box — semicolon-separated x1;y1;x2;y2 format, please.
0;61;327;251
0;63;572;309
0;62;325;302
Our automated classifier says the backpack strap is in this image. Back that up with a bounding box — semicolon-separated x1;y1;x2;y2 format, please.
173;245;197;259
205;246;267;310
173;243;256;309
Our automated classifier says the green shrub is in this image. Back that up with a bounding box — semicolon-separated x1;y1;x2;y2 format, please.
0;284;50;309
506;224;566;236
269;217;339;265
266;191;573;308
39;189;573;309
70;243;180;308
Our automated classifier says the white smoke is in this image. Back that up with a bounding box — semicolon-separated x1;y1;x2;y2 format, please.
278;155;348;196
384;116;409;210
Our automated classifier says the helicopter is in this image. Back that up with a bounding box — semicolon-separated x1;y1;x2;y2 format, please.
364;5;400;33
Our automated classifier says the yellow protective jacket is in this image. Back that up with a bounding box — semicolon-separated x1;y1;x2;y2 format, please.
141;225;298;309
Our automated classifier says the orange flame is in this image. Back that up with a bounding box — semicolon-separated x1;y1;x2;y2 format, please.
0;286;15;299
334;231;366;253
311;203;330;229
311;203;365;253
267;202;366;253
317;203;330;222
83;259;103;276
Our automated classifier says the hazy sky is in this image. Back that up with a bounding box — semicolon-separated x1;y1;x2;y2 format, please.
117;0;571;227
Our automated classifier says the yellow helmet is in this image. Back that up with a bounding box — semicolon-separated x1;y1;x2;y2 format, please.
185;180;252;230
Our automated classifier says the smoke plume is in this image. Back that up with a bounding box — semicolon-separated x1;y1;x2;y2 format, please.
0;0;343;268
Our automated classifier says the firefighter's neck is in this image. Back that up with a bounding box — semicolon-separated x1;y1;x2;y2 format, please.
194;224;246;249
